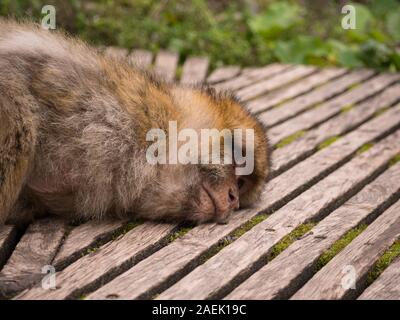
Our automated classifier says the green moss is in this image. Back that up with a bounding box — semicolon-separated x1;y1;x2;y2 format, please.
275;131;306;148
111;220;141;240
357;143;374;154
318;136;340;150
269;222;316;260
389;154;400;167
367;240;400;285
348;83;360;90
168;227;193;243
78;295;87;300
315;224;367;271
341;104;354;113
372;107;389;118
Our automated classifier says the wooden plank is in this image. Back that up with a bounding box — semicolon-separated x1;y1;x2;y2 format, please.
246;68;348;113
103;47;129;60
236;65;317;101
16;222;176;299
207;66;241;84
156;132;400;300
292;200;400;300
180;57;209;85
268;73;400;146
0;218;67;298
128;49;153;68
86;113;400;300
271;83;400;175
153;50;179;83
227;162;400;299
358;257;400;300
53;220;127;270
0;225;18;269
214;64;290;91
258;70;374;128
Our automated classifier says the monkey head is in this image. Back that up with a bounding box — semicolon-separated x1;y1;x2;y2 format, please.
138;86;271;224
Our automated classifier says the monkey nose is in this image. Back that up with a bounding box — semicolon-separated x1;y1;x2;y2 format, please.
228;187;240;210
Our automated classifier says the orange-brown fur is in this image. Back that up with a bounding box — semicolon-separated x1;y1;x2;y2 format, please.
0;20;270;225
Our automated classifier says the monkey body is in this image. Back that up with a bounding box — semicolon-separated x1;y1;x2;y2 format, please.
0;20;270;225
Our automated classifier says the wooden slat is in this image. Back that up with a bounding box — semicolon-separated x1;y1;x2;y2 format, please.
85;111;400;300
246;68;348;113
236;65;317;101
268;73;400;146
103;47;129;60
53;220;126;270
153;50;179;83
16;222;176;299
358;257;400;299
292;200;400;300
257;69;374;127
227;162;400;299
0;218;67;298
271;83;400;175
156;132;400;300
180;57;209;85
0;225;18;269
128;49;153;68
214;64;290;91
207;66;241;84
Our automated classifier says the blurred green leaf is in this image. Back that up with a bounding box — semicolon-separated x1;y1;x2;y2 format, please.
386;8;400;41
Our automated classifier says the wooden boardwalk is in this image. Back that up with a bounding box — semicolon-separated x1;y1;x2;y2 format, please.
1;47;400;300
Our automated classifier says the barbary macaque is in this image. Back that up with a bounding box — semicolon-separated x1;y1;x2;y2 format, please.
0;20;270;225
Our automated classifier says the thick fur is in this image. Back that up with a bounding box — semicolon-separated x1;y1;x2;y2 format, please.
0;20;270;225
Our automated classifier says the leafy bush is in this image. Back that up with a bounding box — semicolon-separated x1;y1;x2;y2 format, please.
1;0;399;71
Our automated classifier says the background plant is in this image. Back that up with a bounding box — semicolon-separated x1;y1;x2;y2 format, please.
1;0;399;71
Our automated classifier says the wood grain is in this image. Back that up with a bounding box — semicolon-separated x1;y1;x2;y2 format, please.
271;83;400;175
153;50;179;83
128;49;153;68
207;66;241;84
16;222;176;299
258;69;374;128
53;220;126;270
86;119;400;300
236;65;317;101
246;68;348;113
214;64;290;91
268;73;400;145
0;225;18;270
358;257;400;299
227;162;400;299
0;218;67;298
291;199;400;300
180;57;209;85
157;132;400;300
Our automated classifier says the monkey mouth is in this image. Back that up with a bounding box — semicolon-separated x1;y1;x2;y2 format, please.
201;183;232;224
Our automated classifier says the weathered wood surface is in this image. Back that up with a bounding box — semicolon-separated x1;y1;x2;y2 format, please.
246;67;347;113
157;132;400;300
128;49;153;67
53;220;126;270
358;257;400;300
214;64;290;91
226;162;400;299
256;69;374;126
271;83;400;175
2;53;399;300
180;57;209;85
236;65;317;101
0;218;67;298
207;66;241;84
291;199;400;300
268;73;400;145
17;222;176;299
154;50;179;83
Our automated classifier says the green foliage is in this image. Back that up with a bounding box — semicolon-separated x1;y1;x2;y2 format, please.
1;0;400;71
367;240;400;284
